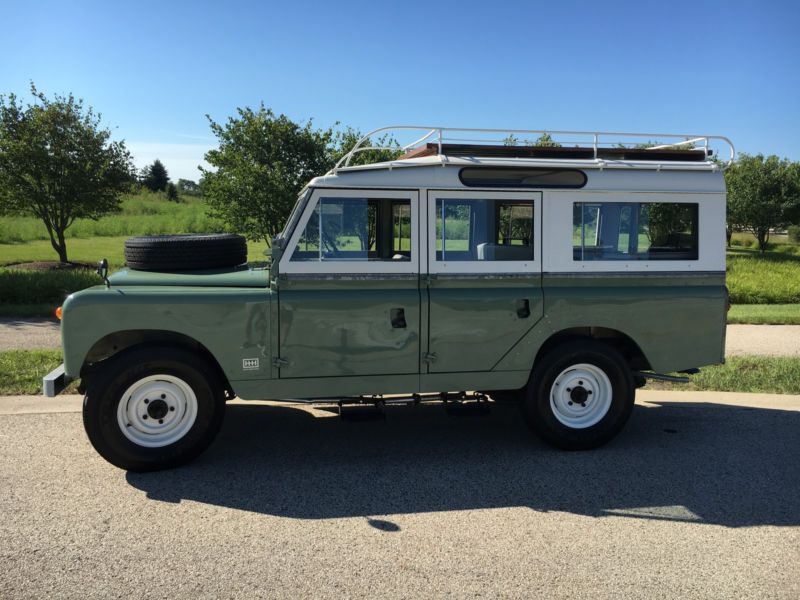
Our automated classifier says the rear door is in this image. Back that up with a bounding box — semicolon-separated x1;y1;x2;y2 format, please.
424;190;543;373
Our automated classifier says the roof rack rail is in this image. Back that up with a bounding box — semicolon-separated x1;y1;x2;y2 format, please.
331;126;735;172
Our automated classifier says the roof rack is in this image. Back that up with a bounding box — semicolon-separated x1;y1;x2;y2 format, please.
331;126;735;172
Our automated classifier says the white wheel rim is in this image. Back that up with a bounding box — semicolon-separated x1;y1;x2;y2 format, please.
549;363;613;429
116;374;198;448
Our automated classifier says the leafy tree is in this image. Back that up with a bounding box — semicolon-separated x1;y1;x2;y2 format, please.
725;154;800;253
176;178;201;196
531;133;561;147
201;105;336;245
331;127;400;167
141;158;169;192
0;84;134;263
166;182;179;202
503;133;562;147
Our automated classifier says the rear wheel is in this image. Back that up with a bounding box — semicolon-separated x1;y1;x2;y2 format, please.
523;341;634;450
83;346;226;471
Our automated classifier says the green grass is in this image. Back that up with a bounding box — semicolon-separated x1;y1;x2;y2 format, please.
0;304;56;317
728;304;800;325
0;190;223;244
646;356;800;395
0;350;79;395
0;268;102;305
726;248;800;304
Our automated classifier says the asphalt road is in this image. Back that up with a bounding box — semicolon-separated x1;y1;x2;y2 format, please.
4;318;800;356
1;391;798;599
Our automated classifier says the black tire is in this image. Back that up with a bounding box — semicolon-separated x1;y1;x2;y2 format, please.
83;346;226;471
124;233;247;271
522;340;634;450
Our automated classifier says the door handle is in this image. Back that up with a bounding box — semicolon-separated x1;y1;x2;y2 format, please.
516;299;530;319
390;308;407;328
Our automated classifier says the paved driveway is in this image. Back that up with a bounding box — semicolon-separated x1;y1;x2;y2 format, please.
1;391;798;598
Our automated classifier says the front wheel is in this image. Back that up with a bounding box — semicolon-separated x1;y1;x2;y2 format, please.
523;341;634;450
83;346;226;471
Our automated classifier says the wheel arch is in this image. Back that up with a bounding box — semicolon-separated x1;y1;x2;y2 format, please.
533;326;651;372
78;329;232;396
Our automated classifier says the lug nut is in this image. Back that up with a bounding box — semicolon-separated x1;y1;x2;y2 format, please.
588;390;593;395
142;415;148;420
566;388;572;392
581;403;586;407
159;419;164;424
568;401;573;406
169;406;175;412
161;394;166;399
144;399;149;404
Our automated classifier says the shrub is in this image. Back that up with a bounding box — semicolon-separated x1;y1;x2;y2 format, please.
788;225;800;244
0;269;101;305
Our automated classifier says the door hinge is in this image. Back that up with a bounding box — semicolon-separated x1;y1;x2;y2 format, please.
422;352;438;364
272;356;290;368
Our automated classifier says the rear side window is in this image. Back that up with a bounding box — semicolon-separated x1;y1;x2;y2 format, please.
573;202;698;261
436;198;535;261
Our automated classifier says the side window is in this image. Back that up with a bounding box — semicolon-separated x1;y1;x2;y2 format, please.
573;202;698;261
435;198;535;261
292;197;411;262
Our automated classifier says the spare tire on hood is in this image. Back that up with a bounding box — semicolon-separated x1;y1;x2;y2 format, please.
124;234;247;272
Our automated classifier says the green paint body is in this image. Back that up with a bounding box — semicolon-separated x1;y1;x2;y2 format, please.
60;266;725;400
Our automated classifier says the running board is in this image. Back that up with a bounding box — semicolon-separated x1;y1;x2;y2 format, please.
632;370;694;384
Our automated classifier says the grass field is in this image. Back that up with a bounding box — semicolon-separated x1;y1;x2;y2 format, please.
726;248;800;304
727;304;800;325
2;350;798;396
0;190;222;243
646;356;800;395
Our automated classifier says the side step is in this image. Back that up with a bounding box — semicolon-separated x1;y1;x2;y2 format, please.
330;392;491;420
632;370;700;384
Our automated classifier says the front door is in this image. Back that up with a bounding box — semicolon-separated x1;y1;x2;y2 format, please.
425;190;543;373
276;188;420;379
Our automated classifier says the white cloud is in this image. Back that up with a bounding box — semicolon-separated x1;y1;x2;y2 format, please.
126;142;215;183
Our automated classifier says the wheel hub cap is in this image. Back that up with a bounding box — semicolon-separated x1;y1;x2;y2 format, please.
116;375;198;448
550;363;613;429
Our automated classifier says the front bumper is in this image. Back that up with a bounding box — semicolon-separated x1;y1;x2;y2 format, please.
43;364;71;397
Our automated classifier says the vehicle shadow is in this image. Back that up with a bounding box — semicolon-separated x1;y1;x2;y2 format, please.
126;399;800;527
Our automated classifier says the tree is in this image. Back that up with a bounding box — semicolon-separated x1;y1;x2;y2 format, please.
201;105;336;245
0;84;134;263
141;159;169;192
330;126;400;167
725;154;800;253
531;133;561;147
176;178;201;196
166;182;179;202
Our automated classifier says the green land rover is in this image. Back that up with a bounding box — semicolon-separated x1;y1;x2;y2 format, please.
44;126;733;471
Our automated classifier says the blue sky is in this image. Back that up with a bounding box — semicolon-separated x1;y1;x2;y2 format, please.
1;0;798;180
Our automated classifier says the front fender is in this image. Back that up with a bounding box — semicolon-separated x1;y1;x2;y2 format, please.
60;285;272;383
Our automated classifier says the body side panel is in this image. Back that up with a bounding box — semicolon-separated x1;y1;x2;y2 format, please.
61;286;272;382
493;272;727;374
